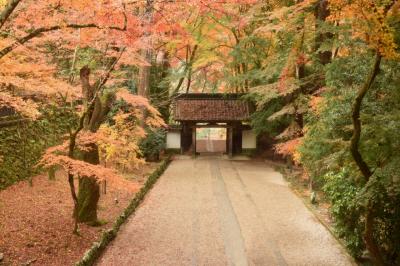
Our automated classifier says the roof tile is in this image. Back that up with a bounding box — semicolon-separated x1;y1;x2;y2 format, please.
174;98;251;121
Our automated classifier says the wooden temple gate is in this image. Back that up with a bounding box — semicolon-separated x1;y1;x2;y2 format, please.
172;93;253;157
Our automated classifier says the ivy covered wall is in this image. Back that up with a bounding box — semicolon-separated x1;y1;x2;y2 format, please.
0;105;77;189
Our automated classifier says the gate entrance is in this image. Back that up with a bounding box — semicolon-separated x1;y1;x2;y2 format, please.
169;93;256;157
196;128;227;154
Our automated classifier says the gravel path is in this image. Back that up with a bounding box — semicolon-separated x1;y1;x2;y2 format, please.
98;156;354;266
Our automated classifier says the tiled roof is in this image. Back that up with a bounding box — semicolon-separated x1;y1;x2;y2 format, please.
173;94;251;122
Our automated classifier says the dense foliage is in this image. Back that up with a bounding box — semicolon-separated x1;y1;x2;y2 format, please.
139;128;166;162
0;105;77;189
299;55;400;263
239;1;400;265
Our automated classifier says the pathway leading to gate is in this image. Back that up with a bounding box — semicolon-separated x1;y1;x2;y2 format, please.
98;156;353;266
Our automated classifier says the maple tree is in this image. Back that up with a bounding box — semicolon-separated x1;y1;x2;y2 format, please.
0;0;165;230
146;0;260;95
0;0;127;117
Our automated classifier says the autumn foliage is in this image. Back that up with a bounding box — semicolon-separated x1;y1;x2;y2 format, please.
0;0;261;233
3;0;400;264
40;91;163;178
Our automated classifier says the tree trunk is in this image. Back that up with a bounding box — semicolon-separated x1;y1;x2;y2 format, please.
68;173;79;233
350;54;381;179
364;208;385;266
186;68;192;93
138;49;151;97
76;143;101;224
314;0;333;65
65;52;122;230
350;52;384;265
75;66;115;225
137;0;154;98
76;177;100;224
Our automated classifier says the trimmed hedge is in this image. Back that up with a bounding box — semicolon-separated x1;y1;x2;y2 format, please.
75;156;172;266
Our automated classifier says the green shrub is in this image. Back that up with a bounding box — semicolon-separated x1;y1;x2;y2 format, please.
323;166;400;263
323;169;364;258
139;128;166;162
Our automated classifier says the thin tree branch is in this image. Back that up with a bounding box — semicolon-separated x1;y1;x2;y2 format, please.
0;22;127;59
0;0;22;29
95;47;126;91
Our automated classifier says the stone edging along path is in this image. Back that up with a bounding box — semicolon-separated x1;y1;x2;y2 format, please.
75;157;172;266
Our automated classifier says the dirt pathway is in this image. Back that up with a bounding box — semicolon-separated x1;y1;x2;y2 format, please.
98;156;353;266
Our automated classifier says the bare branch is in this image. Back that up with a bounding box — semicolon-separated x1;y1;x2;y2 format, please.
0;22;127;59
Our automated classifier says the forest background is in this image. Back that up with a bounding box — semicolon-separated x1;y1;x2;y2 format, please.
0;0;399;265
